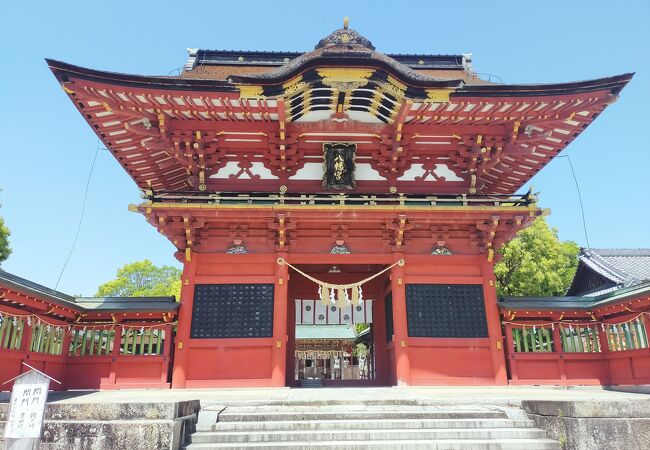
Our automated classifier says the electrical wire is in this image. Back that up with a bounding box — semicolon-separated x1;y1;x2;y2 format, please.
557;154;591;250
55;140;101;289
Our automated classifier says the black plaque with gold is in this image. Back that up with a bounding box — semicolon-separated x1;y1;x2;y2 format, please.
322;143;356;190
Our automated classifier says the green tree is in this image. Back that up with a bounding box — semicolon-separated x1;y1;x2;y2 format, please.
494;217;579;297
0;190;11;264
355;323;370;334
96;259;181;299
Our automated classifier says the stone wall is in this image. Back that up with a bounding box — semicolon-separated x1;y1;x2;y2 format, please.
0;400;200;450
522;399;650;450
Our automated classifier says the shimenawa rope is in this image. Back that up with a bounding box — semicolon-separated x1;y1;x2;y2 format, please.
277;257;404;307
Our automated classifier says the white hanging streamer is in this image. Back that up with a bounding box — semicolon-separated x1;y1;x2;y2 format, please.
278;257;404;306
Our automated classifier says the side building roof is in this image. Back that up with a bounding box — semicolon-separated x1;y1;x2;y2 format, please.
499;280;650;312
0;269;179;315
499;248;650;317
567;248;650;296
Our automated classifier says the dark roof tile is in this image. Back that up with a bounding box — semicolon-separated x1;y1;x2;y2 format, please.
0;269;178;314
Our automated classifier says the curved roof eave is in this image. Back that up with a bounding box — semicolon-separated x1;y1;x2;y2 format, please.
498;280;650;312
0;269;179;315
47;58;633;99
46;58;237;92
456;73;634;97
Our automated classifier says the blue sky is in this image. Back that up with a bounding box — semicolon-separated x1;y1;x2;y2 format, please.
0;1;649;296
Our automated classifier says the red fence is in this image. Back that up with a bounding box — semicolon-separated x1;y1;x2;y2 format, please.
3;307;650;389
0;316;173;391
504;314;650;385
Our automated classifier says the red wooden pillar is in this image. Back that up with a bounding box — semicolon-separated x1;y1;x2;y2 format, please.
390;253;411;386
162;324;173;384
373;284;389;385
503;323;518;383
597;323;614;383
285;290;297;387
171;257;197;389
271;254;288;386
597;324;611;353
20;318;33;354
552;325;567;382
57;327;73;390
481;262;507;384
105;325;122;389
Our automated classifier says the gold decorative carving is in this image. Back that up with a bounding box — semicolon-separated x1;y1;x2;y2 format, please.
238;85;265;99
317;68;375;91
283;76;308;97
425;89;454;103
380;81;405;100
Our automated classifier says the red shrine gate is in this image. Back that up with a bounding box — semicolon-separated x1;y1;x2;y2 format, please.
7;20;640;389
143;198;538;388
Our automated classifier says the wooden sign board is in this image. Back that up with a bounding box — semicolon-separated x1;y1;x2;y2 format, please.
322;143;356;190
4;369;51;450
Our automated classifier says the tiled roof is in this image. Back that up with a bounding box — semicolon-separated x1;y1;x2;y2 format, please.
570;248;650;295
0;269;77;307
186;49;468;71
0;269;178;313
499;280;650;311
500;248;650;310
586;249;650;282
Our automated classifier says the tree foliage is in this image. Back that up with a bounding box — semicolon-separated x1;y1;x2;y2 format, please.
355;323;370;334
494;218;579;297
96;259;181;299
0;190;11;264
0;216;10;264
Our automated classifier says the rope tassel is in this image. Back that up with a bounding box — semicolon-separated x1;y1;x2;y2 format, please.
320;285;330;305
351;285;359;305
337;288;346;308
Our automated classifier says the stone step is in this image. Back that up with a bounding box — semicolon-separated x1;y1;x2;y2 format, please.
183;438;562;450
209;418;535;431
217;409;505;422
191;427;547;444
211;405;500;413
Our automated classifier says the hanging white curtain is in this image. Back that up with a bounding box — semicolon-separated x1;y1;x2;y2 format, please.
295;299;373;325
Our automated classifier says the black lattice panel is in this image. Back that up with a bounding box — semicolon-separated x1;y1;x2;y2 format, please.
406;284;488;338
385;293;394;343
190;284;274;338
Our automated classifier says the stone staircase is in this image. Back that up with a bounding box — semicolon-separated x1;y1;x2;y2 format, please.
185;402;561;449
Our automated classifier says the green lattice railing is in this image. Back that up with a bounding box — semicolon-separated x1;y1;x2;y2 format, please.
511;326;555;352
560;324;601;353
0;317;24;351
120;328;166;356
509;317;650;354
605;317;649;351
30;322;64;355
69;328;115;356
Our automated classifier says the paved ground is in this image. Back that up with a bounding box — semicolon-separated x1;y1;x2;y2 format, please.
1;385;647;406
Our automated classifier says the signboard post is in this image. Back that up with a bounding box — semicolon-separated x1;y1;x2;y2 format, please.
3;363;60;450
